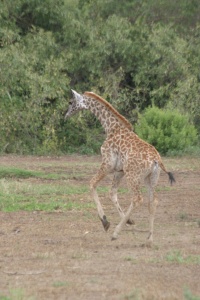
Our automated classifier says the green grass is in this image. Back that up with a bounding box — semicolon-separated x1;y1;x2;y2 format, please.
0;163;176;213
179;212;188;221
0;288;36;300
124;256;138;264
0;288;28;300
0;178;94;212
149;250;200;265
0;166;83;180
184;288;200;300
122;289;140;300
156;186;172;192
166;250;200;264
53;281;70;287
0;167;42;179
97;186;128;194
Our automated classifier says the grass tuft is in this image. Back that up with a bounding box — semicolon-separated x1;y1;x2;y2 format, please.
166;250;200;264
53;281;70;287
184;288;200;300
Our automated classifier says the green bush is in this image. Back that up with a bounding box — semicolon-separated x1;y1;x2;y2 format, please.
135;106;198;155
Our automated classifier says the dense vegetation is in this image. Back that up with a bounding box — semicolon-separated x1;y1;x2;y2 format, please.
135;107;198;155
0;0;200;155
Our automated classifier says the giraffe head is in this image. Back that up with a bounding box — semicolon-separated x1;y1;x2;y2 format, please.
65;90;87;119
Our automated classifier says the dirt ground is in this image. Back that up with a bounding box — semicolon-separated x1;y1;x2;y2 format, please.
0;155;200;300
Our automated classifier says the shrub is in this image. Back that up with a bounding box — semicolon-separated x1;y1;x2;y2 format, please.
135;106;198;155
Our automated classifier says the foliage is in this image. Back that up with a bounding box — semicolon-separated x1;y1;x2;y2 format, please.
135;106;198;155
0;0;200;154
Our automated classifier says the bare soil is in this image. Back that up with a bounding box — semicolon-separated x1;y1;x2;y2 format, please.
0;155;200;300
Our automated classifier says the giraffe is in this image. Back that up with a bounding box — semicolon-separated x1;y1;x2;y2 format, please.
65;90;175;246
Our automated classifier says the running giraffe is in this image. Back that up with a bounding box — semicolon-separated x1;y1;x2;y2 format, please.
65;90;175;246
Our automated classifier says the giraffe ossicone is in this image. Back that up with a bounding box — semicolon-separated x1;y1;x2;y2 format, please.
65;90;175;246
71;89;82;100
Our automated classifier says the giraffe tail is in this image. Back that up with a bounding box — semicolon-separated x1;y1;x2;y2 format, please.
167;172;176;185
159;161;176;185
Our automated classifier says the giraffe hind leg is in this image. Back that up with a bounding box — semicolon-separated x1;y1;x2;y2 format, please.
145;168;160;247
111;175;143;240
112;202;134;240
110;171;135;225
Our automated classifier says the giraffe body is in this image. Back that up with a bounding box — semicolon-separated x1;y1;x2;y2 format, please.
65;90;175;246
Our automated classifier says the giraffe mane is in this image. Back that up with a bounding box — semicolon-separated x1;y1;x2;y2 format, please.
84;92;133;131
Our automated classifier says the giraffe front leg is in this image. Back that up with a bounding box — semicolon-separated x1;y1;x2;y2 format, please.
90;166;110;231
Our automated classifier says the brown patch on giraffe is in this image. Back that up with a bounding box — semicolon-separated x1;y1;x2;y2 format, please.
84;91;133;131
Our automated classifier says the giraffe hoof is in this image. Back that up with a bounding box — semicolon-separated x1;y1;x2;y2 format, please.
126;218;135;225
104;221;110;231
111;234;118;241
101;215;110;231
146;233;153;247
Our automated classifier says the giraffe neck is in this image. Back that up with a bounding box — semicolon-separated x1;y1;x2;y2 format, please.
84;96;122;134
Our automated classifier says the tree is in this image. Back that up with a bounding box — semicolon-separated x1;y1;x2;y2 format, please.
0;0;200;154
135;106;198;155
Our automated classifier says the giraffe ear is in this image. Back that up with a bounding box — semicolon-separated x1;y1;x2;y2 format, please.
71;89;82;101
